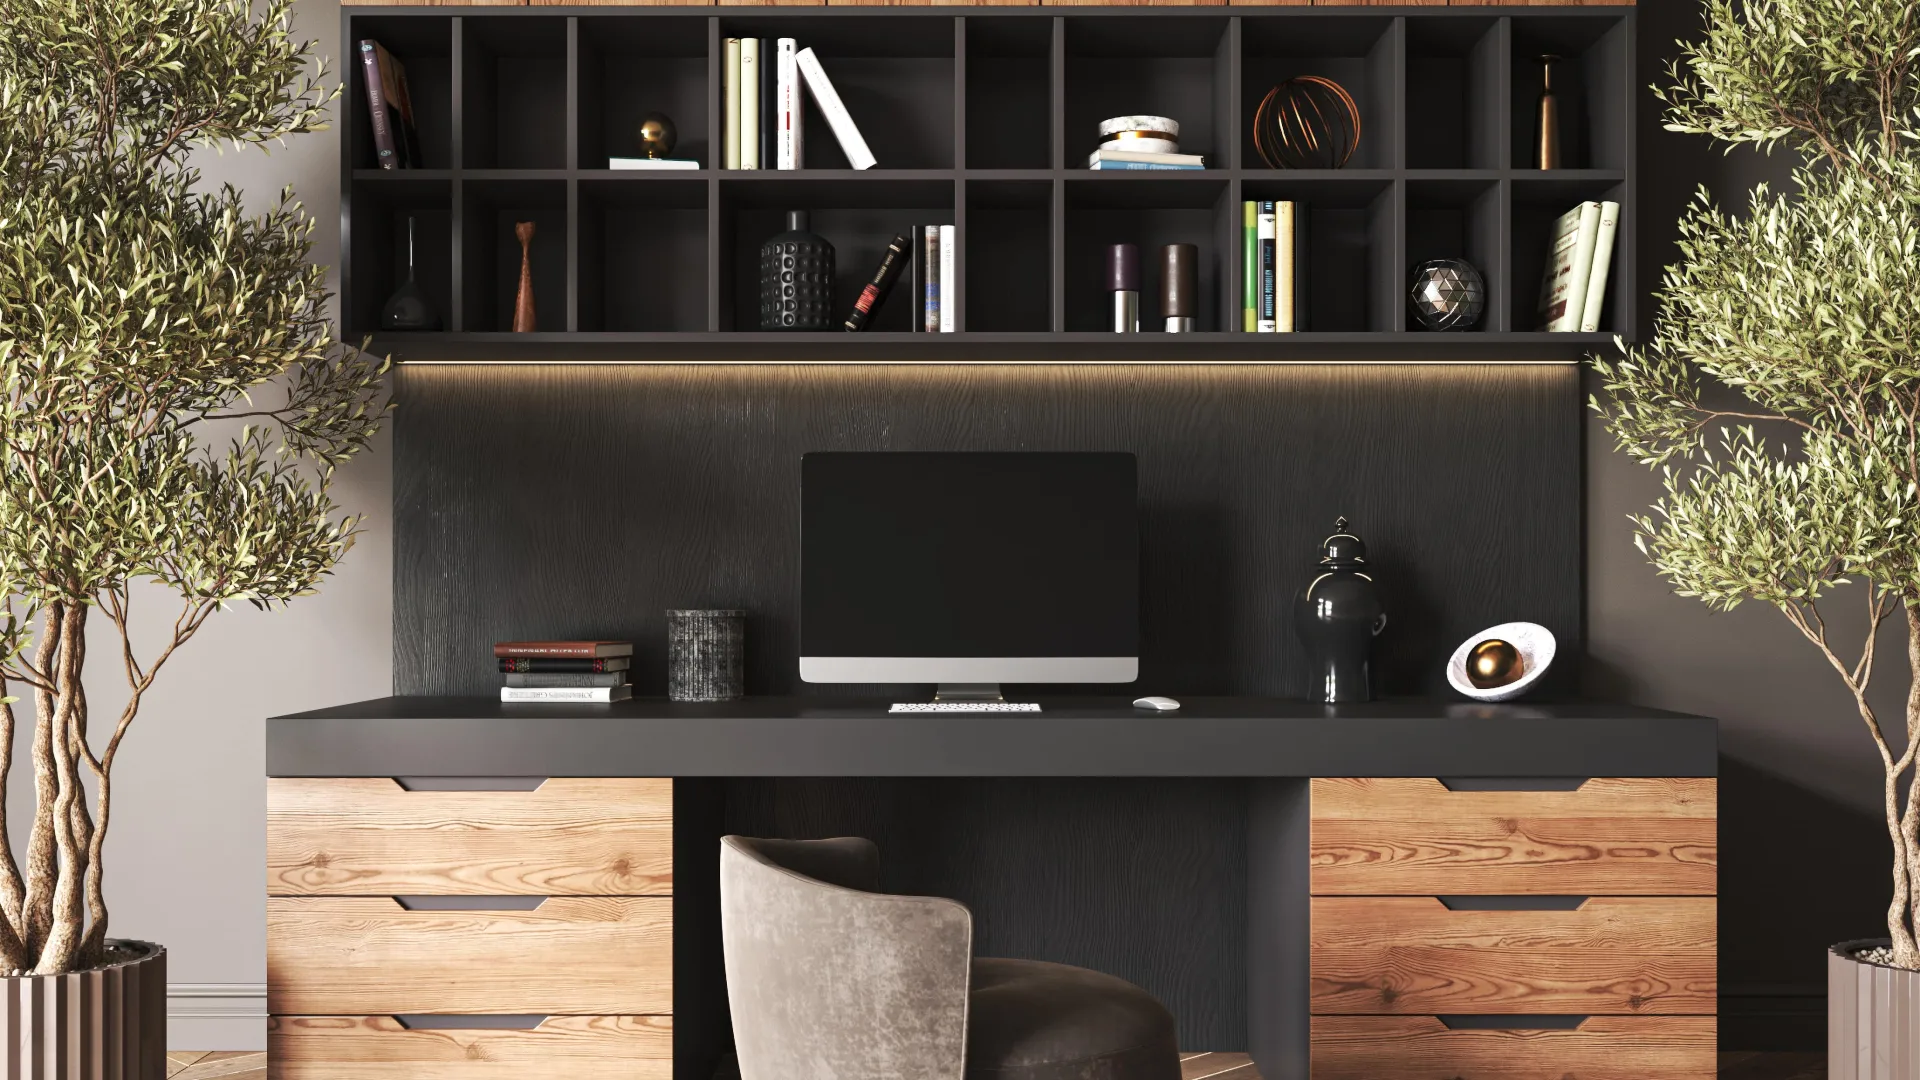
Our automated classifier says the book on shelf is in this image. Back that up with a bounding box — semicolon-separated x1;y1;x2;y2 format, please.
493;640;633;659
1244;201;1308;334
503;671;631;688
846;233;910;332
608;157;699;170
501;685;634;703
797;47;876;170
1242;202;1257;332
359;40;423;170
1536;201;1602;332
1276;201;1297;333
761;37;776;169
923;226;940;332
777;38;802;170
938;225;956;333
498;655;632;673
1579;200;1621;333
1257;202;1276;332
1088;149;1204;170
739;39;761;170
723;38;741;170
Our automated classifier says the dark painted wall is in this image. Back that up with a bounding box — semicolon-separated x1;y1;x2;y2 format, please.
1587;0;1898;1048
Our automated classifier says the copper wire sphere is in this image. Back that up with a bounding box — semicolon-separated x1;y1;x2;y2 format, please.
1254;76;1361;170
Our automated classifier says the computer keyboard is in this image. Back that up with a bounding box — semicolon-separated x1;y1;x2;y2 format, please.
889;702;1043;713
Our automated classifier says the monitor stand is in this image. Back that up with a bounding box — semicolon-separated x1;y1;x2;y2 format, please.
934;683;1004;703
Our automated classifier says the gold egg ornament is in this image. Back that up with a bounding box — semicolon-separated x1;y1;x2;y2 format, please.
1466;638;1525;689
635;112;678;160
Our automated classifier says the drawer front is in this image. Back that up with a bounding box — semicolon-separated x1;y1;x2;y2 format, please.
267;896;672;1014
1310;778;1716;895
268;778;673;896
267;1016;671;1080
1310;896;1716;1015
1310;1015;1716;1080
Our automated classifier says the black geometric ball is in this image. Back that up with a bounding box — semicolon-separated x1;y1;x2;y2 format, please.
1408;258;1486;332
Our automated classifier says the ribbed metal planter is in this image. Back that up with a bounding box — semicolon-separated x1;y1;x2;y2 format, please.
1830;938;1920;1080
0;941;165;1080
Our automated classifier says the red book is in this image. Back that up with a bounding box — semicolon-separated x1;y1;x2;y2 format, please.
499;656;630;673
493;640;633;659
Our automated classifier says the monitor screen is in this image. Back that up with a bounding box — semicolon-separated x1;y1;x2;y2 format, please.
800;451;1140;684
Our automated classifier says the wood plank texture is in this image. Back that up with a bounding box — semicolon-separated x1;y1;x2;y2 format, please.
1310;778;1717;895
266;896;672;1014
266;1017;672;1080
394;364;1582;703
267;777;673;896
1310;896;1716;1014
1310;1016;1716;1080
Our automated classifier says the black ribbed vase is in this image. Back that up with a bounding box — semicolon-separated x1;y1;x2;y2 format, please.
759;210;835;330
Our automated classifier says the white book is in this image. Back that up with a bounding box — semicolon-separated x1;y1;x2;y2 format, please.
1256;204;1276;333
1277;202;1297;333
1536;201;1601;332
723;38;741;170
501;685;634;703
777;39;801;170
1087;148;1206;168
1579;200;1621;333
796;47;876;170
609;157;700;170
739;39;760;170
939;224;956;332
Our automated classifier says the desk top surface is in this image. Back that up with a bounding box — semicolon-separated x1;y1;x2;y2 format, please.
267;696;1717;777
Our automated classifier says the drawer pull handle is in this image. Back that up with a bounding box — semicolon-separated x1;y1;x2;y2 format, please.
1437;896;1589;911
394;777;548;792
393;896;548;911
1438;1015;1588;1031
1437;777;1588;792
395;1015;549;1030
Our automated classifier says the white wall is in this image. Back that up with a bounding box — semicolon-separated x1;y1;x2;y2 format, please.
15;0;383;1050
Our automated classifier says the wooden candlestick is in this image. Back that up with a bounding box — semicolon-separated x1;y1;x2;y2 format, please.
512;221;537;333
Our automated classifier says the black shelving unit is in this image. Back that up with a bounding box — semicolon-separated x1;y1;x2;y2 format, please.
341;6;1634;361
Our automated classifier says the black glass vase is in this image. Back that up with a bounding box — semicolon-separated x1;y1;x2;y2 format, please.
760;210;834;331
379;215;442;332
1293;517;1387;703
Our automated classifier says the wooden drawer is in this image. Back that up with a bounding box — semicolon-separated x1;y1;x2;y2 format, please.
267;778;672;896
267;897;672;1014
1310;896;1715;1014
268;1016;671;1080
1310;1015;1715;1080
1310;778;1716;895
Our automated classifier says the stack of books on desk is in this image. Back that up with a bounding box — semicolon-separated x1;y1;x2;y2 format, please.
496;640;634;702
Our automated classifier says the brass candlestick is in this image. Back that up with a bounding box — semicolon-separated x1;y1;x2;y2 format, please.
512;221;537;333
1536;55;1562;170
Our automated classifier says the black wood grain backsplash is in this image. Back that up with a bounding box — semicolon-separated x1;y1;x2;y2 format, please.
394;363;1579;699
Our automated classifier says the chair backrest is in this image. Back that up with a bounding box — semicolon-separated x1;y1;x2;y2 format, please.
720;835;973;1080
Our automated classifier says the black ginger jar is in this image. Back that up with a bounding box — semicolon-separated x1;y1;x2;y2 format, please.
760;210;835;330
1293;516;1387;703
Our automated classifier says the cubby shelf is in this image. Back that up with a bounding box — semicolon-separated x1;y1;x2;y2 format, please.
342;5;1635;362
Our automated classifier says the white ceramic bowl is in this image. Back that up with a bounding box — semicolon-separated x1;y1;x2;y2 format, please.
1446;621;1556;702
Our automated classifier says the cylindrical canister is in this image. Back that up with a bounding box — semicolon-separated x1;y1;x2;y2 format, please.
1161;243;1197;332
667;609;746;702
1107;243;1141;333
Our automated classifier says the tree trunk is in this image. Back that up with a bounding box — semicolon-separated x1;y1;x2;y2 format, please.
21;602;62;958
34;603;86;974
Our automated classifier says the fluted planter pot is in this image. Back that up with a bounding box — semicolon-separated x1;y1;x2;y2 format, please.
0;941;166;1080
1830;938;1920;1080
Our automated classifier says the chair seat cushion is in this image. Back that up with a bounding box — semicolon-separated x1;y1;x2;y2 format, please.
965;958;1181;1080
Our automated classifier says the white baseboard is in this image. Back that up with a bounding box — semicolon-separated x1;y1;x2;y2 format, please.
168;983;265;1052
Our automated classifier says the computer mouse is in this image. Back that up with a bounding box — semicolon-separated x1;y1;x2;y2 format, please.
1133;696;1181;711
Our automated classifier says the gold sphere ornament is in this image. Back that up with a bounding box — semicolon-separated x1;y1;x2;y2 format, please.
635;112;678;160
1466;638;1525;689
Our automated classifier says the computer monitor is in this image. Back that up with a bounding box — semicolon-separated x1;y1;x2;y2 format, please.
800;451;1140;696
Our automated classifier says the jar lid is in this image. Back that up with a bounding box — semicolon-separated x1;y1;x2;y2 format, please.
1098;115;1180;138
1316;516;1367;567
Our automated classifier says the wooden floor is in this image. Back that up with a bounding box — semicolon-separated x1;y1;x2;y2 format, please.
1179;1051;1827;1080
165;1052;265;1080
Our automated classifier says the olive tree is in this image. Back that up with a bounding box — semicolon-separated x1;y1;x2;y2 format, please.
1592;0;1920;965
0;0;385;972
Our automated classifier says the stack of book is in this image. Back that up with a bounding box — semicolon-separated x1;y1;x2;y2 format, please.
903;225;957;333
1536;200;1620;332
1089;115;1202;171
358;40;424;170
1242;200;1308;332
497;640;634;702
723;39;874;171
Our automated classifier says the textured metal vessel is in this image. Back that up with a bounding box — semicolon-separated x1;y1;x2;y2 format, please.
0;941;165;1080
668;609;747;702
759;211;834;331
1830;939;1920;1080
